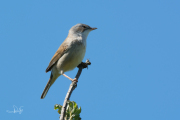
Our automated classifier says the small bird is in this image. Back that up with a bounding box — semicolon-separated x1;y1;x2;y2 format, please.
41;23;97;99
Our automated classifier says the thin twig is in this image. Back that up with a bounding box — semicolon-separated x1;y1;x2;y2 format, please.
60;60;91;120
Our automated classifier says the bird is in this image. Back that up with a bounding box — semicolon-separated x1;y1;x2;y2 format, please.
41;23;97;99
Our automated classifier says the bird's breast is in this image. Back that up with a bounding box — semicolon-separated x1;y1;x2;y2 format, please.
56;42;86;72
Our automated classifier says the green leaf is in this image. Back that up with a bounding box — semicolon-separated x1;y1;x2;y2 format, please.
54;104;62;114
74;107;81;115
54;101;81;119
73;115;81;120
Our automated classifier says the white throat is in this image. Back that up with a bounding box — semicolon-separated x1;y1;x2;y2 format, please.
68;30;91;46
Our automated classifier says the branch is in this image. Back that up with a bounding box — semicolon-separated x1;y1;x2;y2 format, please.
60;59;91;120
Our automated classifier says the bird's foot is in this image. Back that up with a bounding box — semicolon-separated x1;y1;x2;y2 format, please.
77;60;91;69
71;78;78;82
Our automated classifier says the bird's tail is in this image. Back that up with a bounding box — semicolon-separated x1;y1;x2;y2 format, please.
41;74;57;99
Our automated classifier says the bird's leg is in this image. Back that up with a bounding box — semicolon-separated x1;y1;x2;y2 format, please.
62;73;77;82
60;71;78;82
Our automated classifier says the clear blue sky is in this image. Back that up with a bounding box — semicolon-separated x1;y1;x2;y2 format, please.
1;0;180;120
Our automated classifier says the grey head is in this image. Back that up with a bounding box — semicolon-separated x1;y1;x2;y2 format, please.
69;23;97;36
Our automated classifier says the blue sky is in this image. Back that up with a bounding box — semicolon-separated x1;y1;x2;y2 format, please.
1;0;180;120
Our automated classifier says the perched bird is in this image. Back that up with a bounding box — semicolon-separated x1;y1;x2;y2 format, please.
41;23;97;99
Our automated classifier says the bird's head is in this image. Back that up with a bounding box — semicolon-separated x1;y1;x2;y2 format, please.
69;23;97;37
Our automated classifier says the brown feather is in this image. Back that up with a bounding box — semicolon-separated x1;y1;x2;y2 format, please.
45;42;68;72
41;74;59;99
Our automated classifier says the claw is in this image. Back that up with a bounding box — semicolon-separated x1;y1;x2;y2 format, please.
72;78;78;82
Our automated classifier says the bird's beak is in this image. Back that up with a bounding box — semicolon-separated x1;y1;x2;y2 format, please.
90;27;97;30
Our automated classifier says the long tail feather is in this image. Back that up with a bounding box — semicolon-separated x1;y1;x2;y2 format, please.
41;73;60;99
41;77;52;99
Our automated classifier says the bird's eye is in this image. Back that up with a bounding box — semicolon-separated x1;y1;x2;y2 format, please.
82;26;86;28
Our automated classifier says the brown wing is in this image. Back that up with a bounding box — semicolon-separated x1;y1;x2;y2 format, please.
45;42;68;73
